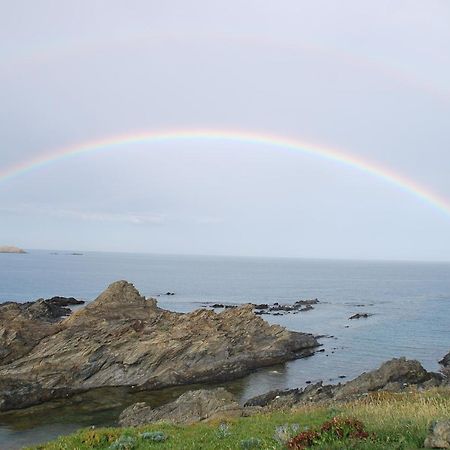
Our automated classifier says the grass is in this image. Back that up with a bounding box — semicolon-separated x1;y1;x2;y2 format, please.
30;388;450;450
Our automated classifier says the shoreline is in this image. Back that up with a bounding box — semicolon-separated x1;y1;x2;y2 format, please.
0;347;448;448
1;259;450;448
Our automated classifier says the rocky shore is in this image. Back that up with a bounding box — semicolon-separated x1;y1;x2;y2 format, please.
0;281;319;412
119;356;447;427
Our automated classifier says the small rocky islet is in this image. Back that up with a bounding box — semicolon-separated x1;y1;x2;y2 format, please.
0;245;26;254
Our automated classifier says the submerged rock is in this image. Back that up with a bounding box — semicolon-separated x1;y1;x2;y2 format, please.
349;313;373;320
207;299;320;316
0;281;319;411
119;388;241;426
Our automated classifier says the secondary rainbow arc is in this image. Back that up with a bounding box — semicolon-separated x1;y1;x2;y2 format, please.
1;129;449;217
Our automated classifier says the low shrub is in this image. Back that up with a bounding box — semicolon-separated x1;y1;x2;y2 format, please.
240;436;262;448
109;435;136;450
273;423;301;444
140;431;167;442
216;422;232;438
287;416;371;449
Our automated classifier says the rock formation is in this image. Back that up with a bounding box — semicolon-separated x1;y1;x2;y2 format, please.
119;388;242;426
440;352;450;368
0;296;84;364
0;246;26;254
0;281;319;411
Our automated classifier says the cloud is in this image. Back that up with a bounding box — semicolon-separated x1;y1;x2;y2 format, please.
193;216;224;225
0;205;165;225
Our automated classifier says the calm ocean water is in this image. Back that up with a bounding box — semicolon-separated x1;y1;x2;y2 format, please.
1;250;450;448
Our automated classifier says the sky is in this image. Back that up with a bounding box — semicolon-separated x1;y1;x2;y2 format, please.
0;0;449;260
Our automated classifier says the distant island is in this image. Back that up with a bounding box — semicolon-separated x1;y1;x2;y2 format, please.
0;245;26;254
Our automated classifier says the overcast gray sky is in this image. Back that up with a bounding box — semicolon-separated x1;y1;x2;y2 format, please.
1;0;449;260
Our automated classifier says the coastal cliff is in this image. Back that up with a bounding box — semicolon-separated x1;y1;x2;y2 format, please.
0;281;319;411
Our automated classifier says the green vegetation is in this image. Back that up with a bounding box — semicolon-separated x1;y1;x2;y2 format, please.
31;388;450;450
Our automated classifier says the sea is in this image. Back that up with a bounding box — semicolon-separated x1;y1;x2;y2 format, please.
1;250;450;449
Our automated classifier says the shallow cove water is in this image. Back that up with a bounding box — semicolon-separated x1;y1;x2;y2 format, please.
1;251;450;449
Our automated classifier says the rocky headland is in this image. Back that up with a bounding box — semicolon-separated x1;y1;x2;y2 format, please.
0;281;319;412
0;245;26;254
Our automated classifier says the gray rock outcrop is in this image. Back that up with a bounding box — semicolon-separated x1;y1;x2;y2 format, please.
119;388;241;426
120;357;444;427
0;296;84;364
0;281;318;411
440;352;450;368
333;357;439;400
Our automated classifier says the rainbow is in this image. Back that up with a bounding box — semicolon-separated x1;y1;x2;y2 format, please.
2;32;449;105
1;128;449;217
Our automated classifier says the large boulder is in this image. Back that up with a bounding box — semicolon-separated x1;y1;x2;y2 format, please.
119;388;241;426
0;281;319;411
334;358;435;400
424;420;450;448
441;353;450;367
439;352;450;382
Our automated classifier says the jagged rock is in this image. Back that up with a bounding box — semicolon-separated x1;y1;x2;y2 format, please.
244;388;301;408
349;313;372;320
440;352;450;368
424;420;450;448
295;299;319;306
45;296;85;306
0;281;319;411
119;388;241;426
208;299;319;316
0;295;82;364
439;352;450;381
245;382;336;410
334;358;436;400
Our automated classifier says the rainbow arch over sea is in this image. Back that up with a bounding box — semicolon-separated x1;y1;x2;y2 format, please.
1;128;449;217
